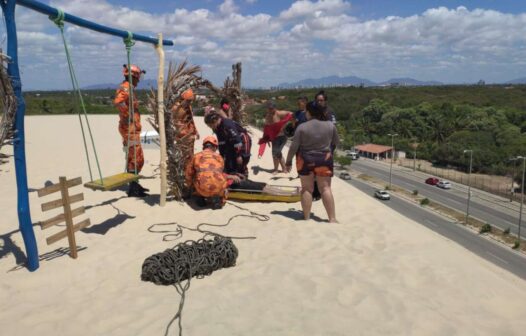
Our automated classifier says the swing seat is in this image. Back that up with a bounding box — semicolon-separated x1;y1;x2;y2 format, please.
227;186;300;203
84;172;140;191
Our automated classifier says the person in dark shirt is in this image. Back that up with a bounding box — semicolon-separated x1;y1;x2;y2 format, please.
284;96;308;138
314;90;336;124
204;111;252;176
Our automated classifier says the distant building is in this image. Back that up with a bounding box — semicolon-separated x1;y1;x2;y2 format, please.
355;143;394;160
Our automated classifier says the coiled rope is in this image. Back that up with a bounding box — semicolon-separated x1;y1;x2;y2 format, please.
141;236;238;286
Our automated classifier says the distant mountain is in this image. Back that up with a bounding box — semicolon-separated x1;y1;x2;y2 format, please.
506;77;526;84
83;79;157;90
278;75;375;88
277;75;442;88
378;77;443;86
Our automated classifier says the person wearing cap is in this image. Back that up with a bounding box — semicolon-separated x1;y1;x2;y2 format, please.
259;100;293;174
171;88;200;192
204;111;252;177
184;135;228;209
185;136;292;208
114;64;149;197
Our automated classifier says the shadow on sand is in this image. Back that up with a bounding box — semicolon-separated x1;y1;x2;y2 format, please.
82;203;135;235
7;246;88;272
271;209;326;222
251;165;276;175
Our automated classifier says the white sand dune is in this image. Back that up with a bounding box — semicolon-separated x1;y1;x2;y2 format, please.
1;115;526;335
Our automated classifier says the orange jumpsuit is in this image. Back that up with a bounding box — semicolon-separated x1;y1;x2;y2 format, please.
114;81;144;173
172;103;199;183
185;148;228;202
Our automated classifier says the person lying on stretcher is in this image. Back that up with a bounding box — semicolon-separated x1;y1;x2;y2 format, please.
226;173;300;196
185;136;299;209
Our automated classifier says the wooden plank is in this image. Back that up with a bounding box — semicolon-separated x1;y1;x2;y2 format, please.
40;206;85;230
60;177;78;258
41;193;84;212
84;172;140;191
46;218;90;245
37;177;82;197
156;33;167;207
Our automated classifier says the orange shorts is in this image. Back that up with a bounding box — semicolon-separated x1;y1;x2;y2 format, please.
296;152;333;177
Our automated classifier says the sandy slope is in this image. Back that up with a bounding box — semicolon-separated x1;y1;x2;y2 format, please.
0;115;525;335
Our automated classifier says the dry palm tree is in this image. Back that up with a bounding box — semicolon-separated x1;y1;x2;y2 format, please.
147;60;216;199
221;62;247;127
0;51;16;165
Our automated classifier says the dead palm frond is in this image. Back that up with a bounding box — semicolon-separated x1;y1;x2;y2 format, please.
147;60;215;200
222;62;247;127
0;51;16;165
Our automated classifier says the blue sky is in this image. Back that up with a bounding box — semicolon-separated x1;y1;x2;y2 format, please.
3;0;526;90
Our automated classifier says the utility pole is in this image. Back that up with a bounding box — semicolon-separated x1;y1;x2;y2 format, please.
388;133;398;189
463;149;473;225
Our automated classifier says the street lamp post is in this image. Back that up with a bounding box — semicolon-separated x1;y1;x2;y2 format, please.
516;156;525;246
388;133;398;188
463;149;473;225
509;158;518;202
411;138;418;172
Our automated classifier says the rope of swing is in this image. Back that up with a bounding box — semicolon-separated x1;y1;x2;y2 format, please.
50;9;104;184
123;32;138;175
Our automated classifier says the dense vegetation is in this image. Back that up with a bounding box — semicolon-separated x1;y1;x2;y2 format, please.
246;85;526;175
23;89;150;115
21;84;526;175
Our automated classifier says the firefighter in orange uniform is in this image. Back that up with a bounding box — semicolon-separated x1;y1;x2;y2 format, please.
114;64;148;197
172;88;200;192
185;136;227;209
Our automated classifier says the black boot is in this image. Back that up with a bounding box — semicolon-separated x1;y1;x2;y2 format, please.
136;182;149;193
127;181;148;198
209;196;223;210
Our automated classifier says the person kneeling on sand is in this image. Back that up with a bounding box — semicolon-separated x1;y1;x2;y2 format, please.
184;136;228;209
185;137;298;209
285;101;339;223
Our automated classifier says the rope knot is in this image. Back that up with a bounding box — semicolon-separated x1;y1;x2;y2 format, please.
49;8;65;29
123;31;135;49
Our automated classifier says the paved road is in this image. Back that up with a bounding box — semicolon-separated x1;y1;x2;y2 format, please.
346;176;526;280
351;159;525;239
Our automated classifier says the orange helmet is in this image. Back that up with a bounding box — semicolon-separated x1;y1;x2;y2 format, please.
181;88;194;101
122;64;145;79
203;135;218;147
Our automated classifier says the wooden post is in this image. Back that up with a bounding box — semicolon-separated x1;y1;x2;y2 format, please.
59;177;78;258
156;33;167;206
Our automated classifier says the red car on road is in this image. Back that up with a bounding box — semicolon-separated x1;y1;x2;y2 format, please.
425;177;439;185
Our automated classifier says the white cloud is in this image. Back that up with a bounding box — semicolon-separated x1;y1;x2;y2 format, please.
219;0;239;15
7;1;526;89
279;0;351;21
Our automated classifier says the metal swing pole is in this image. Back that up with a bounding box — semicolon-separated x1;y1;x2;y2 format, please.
1;0;39;271
2;0;174;271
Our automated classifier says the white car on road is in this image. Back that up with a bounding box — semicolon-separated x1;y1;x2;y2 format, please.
374;190;391;200
339;172;352;180
437;180;452;189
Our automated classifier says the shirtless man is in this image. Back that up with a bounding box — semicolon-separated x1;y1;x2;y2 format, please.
263;101;292;174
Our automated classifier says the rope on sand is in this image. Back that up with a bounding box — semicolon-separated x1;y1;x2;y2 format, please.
141;236;238;286
142;202;269;336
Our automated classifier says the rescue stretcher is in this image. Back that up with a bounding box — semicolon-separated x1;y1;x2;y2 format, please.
227;185;301;203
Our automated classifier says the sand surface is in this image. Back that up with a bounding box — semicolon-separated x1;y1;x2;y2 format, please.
1;115;526;335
